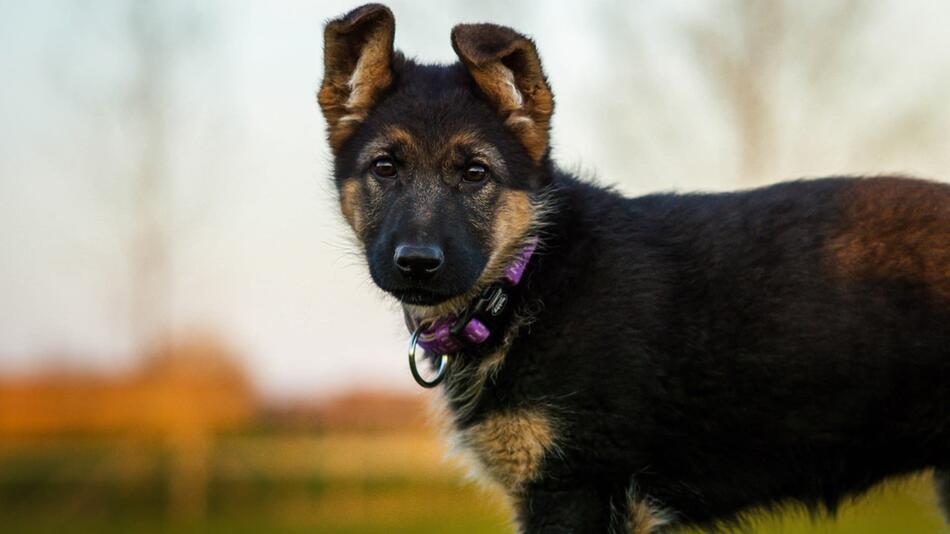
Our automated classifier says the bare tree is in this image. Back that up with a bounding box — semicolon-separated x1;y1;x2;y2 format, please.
126;0;174;351
124;2;213;521
587;0;950;189
684;0;874;184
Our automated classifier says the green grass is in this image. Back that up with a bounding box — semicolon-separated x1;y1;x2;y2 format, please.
0;434;944;533
1;517;507;534
684;473;946;534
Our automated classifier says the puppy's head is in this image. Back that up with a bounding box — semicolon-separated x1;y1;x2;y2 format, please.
319;4;553;310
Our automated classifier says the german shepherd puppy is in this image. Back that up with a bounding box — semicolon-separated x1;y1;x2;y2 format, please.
318;5;950;532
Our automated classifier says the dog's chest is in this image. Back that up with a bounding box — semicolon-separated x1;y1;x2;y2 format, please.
450;406;559;493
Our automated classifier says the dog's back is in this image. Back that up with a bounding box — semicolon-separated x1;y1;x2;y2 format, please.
498;173;950;526
490;174;950;529
632;176;950;519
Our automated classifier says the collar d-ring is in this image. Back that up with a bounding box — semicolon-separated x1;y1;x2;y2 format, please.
408;324;449;388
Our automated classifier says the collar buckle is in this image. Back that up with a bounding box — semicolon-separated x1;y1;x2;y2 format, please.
449;284;507;340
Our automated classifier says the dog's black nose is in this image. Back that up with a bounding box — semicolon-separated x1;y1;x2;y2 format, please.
394;245;444;279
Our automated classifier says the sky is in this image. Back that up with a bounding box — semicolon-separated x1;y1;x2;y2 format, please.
0;1;948;399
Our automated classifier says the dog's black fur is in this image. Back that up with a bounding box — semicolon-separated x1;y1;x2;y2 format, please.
319;5;950;532
503;175;950;532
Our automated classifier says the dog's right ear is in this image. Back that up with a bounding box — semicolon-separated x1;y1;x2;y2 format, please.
318;4;396;153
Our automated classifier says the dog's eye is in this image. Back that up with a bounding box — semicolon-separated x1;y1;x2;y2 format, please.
464;163;488;183
372;158;397;179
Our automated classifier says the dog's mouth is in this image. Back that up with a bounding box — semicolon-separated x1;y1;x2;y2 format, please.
389;287;457;306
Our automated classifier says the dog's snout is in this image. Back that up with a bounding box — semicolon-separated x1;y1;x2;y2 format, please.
394;244;444;279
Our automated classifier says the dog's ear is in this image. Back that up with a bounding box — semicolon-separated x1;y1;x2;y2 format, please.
318;4;396;153
451;23;553;163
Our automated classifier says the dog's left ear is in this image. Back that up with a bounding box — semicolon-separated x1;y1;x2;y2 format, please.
318;4;396;153
452;24;554;163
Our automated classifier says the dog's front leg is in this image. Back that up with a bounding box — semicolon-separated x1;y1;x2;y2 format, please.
516;482;672;534
515;484;612;534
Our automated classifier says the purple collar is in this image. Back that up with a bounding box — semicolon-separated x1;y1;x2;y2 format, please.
406;238;538;356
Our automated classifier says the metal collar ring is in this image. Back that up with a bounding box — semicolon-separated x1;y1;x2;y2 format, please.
408;324;449;388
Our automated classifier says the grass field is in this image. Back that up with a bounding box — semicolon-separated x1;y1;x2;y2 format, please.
0;431;945;533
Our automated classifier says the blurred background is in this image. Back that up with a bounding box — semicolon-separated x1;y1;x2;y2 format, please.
1;0;948;532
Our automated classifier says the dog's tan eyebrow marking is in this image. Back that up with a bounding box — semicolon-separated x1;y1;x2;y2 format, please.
356;125;420;166
385;126;418;152
444;132;509;180
447;131;482;147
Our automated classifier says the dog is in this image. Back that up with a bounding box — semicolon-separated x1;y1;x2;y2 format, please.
318;4;950;532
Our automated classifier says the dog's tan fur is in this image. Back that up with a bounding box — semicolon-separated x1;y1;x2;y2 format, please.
608;488;671;534
625;499;669;534
402;188;545;324
456;407;559;494
318;4;396;151
451;24;554;162
828;177;950;300
339;178;364;237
